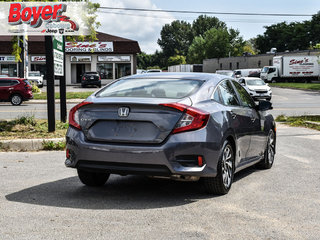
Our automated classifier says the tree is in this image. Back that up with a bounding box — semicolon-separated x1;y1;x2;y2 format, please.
187;28;231;63
168;55;186;66
187;27;245;64
192;15;227;38
157;20;193;59
254;14;320;54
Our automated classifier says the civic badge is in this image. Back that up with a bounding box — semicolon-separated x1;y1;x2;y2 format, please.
118;107;130;117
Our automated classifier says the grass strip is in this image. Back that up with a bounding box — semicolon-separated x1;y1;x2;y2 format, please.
269;83;320;91
33;91;95;100
0;116;68;140
276;115;320;131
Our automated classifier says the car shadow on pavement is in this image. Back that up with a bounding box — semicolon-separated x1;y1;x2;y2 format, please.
5;167;258;210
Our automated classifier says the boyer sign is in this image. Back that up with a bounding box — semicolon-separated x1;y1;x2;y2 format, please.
0;2;89;35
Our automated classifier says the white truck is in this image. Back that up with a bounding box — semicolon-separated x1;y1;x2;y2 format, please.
261;56;320;82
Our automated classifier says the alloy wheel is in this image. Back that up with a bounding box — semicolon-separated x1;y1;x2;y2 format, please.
267;131;275;165
221;145;233;189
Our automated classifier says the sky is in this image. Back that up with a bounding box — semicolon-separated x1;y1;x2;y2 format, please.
93;0;320;54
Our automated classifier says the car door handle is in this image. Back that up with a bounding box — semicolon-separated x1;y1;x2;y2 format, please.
9;88;14;90
230;111;237;119
251;117;256;122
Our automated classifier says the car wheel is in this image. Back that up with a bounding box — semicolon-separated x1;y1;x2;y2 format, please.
98;84;101;88
258;130;275;169
77;169;110;186
81;84;85;88
10;94;23;106
203;140;235;195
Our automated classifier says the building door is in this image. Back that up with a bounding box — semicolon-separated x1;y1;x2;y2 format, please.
76;64;86;83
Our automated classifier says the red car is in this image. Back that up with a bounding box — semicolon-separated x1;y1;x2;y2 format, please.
0;78;33;105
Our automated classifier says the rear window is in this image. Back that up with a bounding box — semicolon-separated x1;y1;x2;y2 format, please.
96;78;204;99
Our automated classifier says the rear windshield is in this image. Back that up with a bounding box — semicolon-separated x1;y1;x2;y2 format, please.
96;78;204;99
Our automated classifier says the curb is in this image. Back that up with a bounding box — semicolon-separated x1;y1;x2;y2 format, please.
0;138;65;151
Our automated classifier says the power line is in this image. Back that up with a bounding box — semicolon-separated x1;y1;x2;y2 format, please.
97;10;283;24
99;6;313;17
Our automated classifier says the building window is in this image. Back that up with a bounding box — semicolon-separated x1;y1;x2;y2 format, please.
31;64;46;79
220;63;222;70
258;60;261;67
229;62;232;70
97;63;113;79
269;60;272;66
115;63;131;79
236;62;239;69
0;64;17;77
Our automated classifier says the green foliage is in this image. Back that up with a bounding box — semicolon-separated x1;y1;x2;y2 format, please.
255;12;320;53
192;15;227;37
168;55;186;66
42;140;66;151
275;115;320;131
269;83;320;91
158;15;245;66
15;116;37;126
31;83;40;93
187;28;244;63
0;117;68;140
157;20;193;59
32;91;94;100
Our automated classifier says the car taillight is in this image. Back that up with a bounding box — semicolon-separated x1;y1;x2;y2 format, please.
82;76;85;81
99;75;101;80
69;101;93;130
160;103;210;134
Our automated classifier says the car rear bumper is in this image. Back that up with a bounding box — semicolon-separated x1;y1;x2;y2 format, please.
65;127;221;177
82;80;101;86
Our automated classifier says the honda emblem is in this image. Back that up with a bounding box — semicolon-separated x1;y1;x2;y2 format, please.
118;107;130;117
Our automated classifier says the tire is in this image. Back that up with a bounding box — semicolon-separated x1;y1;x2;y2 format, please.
77;169;110;187
203;140;235;195
10;94;23;106
258;130;275;169
81;84;85;88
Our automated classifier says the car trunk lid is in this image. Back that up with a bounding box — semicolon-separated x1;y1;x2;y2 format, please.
78;100;187;144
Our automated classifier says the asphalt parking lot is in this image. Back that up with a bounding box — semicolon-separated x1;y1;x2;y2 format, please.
1;123;320;239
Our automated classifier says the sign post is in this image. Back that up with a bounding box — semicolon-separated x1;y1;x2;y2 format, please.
53;36;67;123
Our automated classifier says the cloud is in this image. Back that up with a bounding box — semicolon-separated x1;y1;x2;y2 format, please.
92;0;175;53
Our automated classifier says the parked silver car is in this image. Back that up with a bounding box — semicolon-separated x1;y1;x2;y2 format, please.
65;73;276;195
238;77;272;101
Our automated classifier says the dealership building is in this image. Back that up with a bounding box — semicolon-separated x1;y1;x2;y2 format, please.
0;32;141;84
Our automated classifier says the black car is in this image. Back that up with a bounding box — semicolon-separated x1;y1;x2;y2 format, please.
81;72;101;88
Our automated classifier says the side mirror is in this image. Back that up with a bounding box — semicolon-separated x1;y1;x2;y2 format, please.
257;100;273;111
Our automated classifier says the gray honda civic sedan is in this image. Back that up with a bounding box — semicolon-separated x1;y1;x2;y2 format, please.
65;73;276;195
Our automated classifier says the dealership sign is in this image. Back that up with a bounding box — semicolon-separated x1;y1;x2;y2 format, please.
0;2;89;35
66;42;114;53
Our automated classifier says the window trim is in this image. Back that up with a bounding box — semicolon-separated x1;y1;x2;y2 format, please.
211;79;240;107
230;80;256;109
